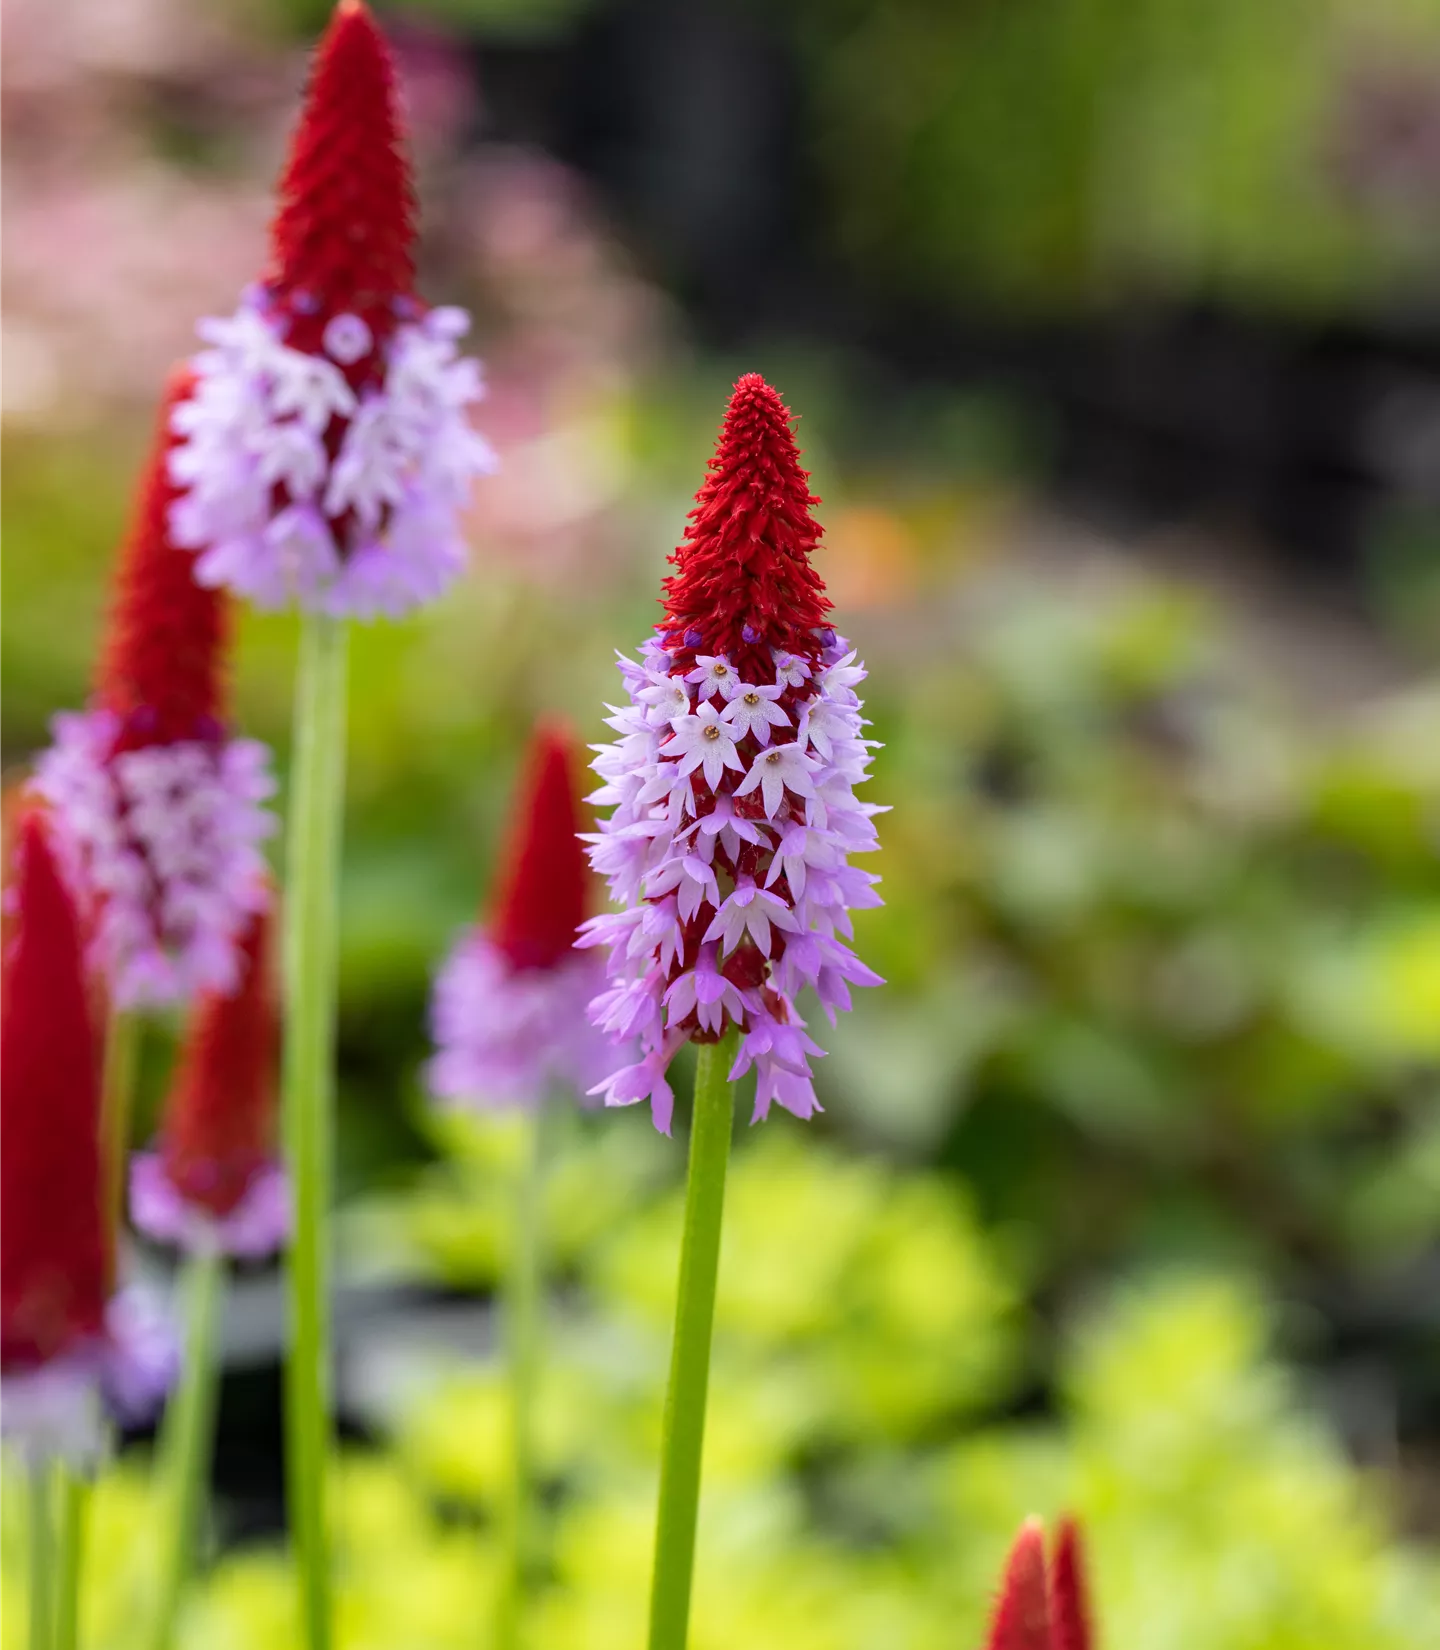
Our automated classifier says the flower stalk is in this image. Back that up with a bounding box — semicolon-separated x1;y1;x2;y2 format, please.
28;1464;52;1650
281;610;349;1650
496;1102;547;1650
54;1469;87;1650
149;1242;224;1650
646;1029;739;1650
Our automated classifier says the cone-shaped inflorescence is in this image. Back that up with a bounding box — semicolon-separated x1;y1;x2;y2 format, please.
168;0;495;619
1049;1518;1095;1650
986;1519;1055;1650
660;373;832;682
2;811;108;1373
428;723;617;1110
98;369;229;749
580;375;884;1133
31;372;276;1010
131;906;288;1258
1;811;177;1459
267;0;416;360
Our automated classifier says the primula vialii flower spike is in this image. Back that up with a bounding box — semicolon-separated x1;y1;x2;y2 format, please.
580;375;884;1134
1050;1517;1095;1650
33;371;277;1010
428;723;619;1111
986;1519;1055;1650
1;811;177;1460
2;811;108;1373
168;0;496;619
131;905;289;1258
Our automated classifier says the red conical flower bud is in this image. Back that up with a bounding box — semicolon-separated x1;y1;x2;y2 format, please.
491;722;589;972
660;374;833;684
985;1519;1055;1650
1050;1518;1094;1650
160;905;279;1218
97;368;231;749
267;0;417;361
1;810;107;1371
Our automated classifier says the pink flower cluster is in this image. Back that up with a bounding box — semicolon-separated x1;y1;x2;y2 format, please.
33;710;275;1009
580;632;884;1133
170;297;496;619
428;933;615;1111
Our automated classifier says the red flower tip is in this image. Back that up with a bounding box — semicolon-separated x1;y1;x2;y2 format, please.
1050;1518;1095;1650
1;809;107;1371
985;1518;1055;1650
660;373;832;682
490;722;590;973
97;367;232;749
267;0;417;356
161;902;279;1217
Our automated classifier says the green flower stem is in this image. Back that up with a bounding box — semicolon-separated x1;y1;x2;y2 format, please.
646;1029;739;1650
281;611;350;1650
100;1010;141;1274
54;1467;88;1650
28;1463;53;1650
149;1243;225;1650
496;1102;548;1650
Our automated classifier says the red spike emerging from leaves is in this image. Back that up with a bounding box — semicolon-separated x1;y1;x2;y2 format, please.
0;810;107;1370
1050;1518;1094;1650
985;1519;1055;1650
660;374;832;683
160;905;280;1218
266;0;417;358
96;368;231;749
490;722;589;973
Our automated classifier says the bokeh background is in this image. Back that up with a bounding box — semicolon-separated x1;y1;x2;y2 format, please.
4;0;1440;1644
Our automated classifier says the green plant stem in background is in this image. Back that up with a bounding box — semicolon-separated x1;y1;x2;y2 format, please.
100;1010;141;1271
28;1462;52;1650
496;1101;548;1650
149;1242;225;1650
646;1029;739;1650
281;612;350;1650
54;1467;88;1650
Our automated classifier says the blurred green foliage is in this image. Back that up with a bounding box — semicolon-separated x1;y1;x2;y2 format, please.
785;0;1440;311
6;1248;1436;1647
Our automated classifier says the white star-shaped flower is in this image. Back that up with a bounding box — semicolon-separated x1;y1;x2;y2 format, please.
686;655;742;701
637;674;692;728
661;706;744;790
734;741;817;818
797;696;860;761
720;683;790;746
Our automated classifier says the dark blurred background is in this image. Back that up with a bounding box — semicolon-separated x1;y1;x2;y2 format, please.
3;1;1439;1643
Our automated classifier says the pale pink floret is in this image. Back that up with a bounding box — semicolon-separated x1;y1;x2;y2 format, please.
720;682;790;745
